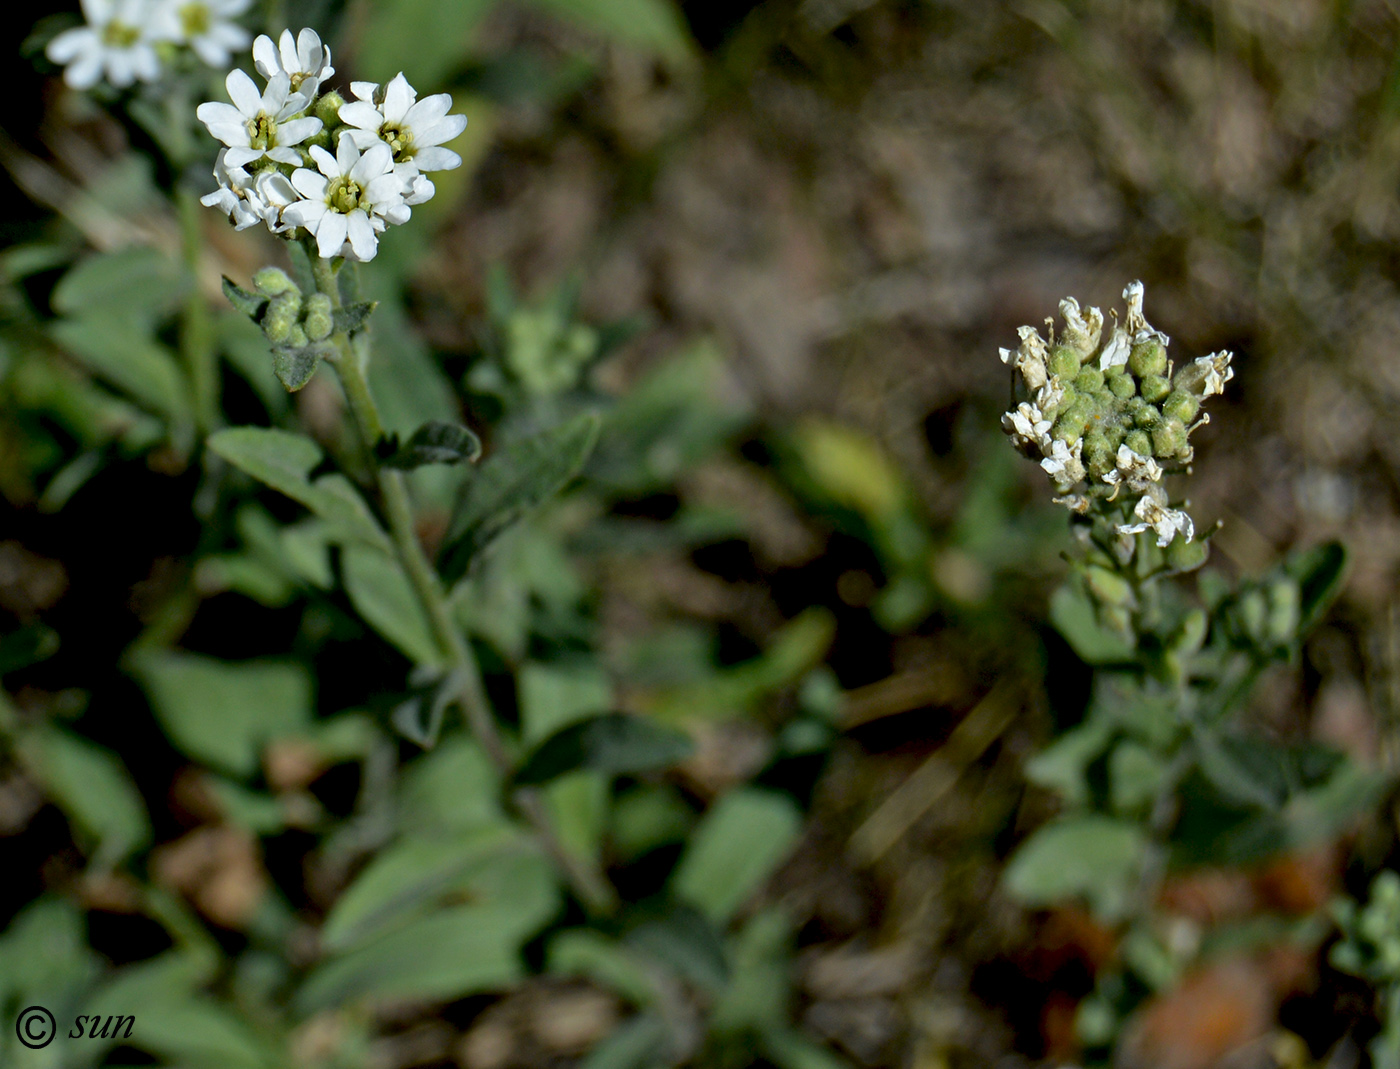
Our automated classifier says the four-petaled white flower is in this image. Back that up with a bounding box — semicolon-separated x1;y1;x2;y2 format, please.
1118;494;1195;548
282;133;410;261
253;28;334;100
197;68;320;168
340;73;467;205
155;0;251;67
46;0;162;90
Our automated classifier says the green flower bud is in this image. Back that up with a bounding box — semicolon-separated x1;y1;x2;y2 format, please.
1134;404;1161;428
314;90;346;128
1103;422;1126;450
1140;374;1170;403
1166;537;1208;574
286;323;309;349
1169;607;1208;653
1151;417;1187;457
303;293;333;341
1238;588;1267;641
1075;366;1104;392
1084;430;1113;477
262;291;301;343
1128;337;1167;378
1053;397;1093;443
253;267;298;297
1049;346;1080;380
1161;389;1199;424
1125;430;1152;456
1107;369;1136;399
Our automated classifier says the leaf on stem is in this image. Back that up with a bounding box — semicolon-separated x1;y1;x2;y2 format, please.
333;301;378;336
379;421;483;470
514;713;694;786
438;413;602;583
221;276;268;320
341;545;442;667
271;342;331;392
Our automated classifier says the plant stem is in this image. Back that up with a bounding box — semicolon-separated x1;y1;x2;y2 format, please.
309;253;618;915
176;184;218;436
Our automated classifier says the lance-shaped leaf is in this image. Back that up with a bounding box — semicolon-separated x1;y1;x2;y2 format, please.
380;421;483;470
271;342;332;392
333;300;378;335
514;713;694;786
438;413;601;583
221;276;268;320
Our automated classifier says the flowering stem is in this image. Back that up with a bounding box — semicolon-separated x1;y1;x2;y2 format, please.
308;253;618;916
175;185;219;436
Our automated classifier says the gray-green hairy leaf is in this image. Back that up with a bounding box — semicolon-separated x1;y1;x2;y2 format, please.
381;420;483;470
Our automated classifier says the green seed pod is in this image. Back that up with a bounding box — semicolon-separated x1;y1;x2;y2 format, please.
1085;565;1132;607
1139;374;1170;403
1134;404;1162;428
1151;417;1187;457
1107;369;1136;399
1083;430;1113;477
1049;346;1080;380
1166;536;1208;574
1075;366;1105;392
314;90;346;128
1127;337;1167;378
1053;411;1087;443
262;291;301;343
303;293;334;341
1161;389;1200;424
1125;430;1152;456
253;267;298;297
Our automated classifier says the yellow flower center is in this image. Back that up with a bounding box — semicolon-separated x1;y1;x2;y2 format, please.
102;20;141;47
178;2;210;37
379;123;413;163
244;112;277;150
328;176;366;214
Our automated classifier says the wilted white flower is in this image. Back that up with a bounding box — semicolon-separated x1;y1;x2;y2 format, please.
1058;296;1103;359
1041;438;1085;488
1118;494;1195;548
252;27;334;98
1195;351;1233;397
999;324;1049;390
339;73;468;206
154;0;251;67
1122;279;1169;348
200;150;262;230
46;0;162;90
1002;402;1052;452
197;68;320;168
1036;375;1066;413
253;169;299;233
281;132;409;261
1103;444;1163;495
1097;322;1131;371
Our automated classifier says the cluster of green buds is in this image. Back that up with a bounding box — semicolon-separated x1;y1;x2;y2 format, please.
1332;871;1400;982
505;305;599;396
1000;281;1232;550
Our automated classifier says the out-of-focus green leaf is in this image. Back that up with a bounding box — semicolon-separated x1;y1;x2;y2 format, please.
131;651;312;778
207;427;390;550
439;413;601;583
1002;815;1144;919
321;826;525;951
516;713;693;786
220;276;267;319
761;1029;851;1069
217;311;287;416
526;0;693;60
1050;580;1136;664
271;343;326;392
672;788;802;925
712;908;792;1034
1285;540;1347;635
577;1013;669;1069
624;902;728;993
546;769;609;869
398;736;503;835
356;0;496;86
0;622;59;675
20;728;150;866
610;783;695;861
298;851;559;1009
341;545;441;666
50;318;187;421
519;662;613;746
548;929;658;1007
380;420;483;470
53;247;190;322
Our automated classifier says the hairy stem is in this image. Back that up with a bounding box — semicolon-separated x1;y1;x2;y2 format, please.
309;252;618;915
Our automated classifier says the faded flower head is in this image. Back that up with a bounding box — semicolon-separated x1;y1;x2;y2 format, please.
999;281;1232;548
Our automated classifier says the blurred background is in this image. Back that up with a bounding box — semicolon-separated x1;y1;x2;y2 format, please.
2;1;1399;1067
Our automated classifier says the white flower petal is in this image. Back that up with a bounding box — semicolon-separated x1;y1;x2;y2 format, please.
252;32;278;77
265;147;304;165
290;168;328;199
316;211;349;258
309;144;340;178
226;67;262;116
282;199;327;227
382;72;415;124
278;116;323;145
346;210;377;260
411;146;461;171
403;93;452;129
338;101;383;132
46;27;94;63
412;114;467;148
351;80;378;101
335;132;359;175
223;146;262;168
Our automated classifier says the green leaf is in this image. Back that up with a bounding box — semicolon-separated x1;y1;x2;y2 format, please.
398;737;503;836
439;413;601;583
50;318;187;421
712;908;792;1034
1285;541;1347;635
207;427;390;550
548;929;658;1007
298;852;559;1009
519;661;613;746
671;788;802;925
577;1014;669;1069
131;651;312;778
333;300;378;335
221;276;268;319
217;311;287;416
515;713;693;786
1002;816;1145;919
624;902;728;993
320;826;524;951
20;728;150;865
341;545;442;666
381;420;483;469
525;0;693;60
272;343;327;392
0;622;59;675
761;1030;851;1069
1050;580;1136;664
53;247;189;322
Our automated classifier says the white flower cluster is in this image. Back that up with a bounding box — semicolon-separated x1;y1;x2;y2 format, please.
195;29;467;262
46;0;252;90
999;281;1234;548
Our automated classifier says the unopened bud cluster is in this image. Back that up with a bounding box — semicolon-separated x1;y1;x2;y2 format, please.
252;268;332;349
1000;281;1232;548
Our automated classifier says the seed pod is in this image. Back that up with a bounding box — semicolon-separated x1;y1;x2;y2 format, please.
1139;374;1170;403
1049;346;1080;380
1151;417;1187;457
1084;430;1113;478
1125;430;1153;456
1166;535;1208;573
1161;389;1200;424
1107;369;1136;399
253;267;298;297
1134;404;1162;428
1128;337;1167;378
1075;366;1105;392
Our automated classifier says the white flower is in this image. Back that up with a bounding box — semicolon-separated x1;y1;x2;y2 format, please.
339;73;468;205
1103;444;1163;494
253;28;334;99
1000;324;1049;390
1098;323;1131;371
200;150;263;230
1118;494;1195;548
1122;280;1169;347
254;170;300;233
1036;375;1065;413
196;68;320;168
1195;351;1234;397
1058;296;1103;359
1002;401;1051;451
281;132;410;261
46;0;162;90
1041;438;1085;488
154;0;251;67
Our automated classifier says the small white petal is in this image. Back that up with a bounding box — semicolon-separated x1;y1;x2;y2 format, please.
338;101;383;131
346;210;377;260
226;67;262;116
290;168;328;199
309;144;340;178
316;212;349;258
381;72;415;124
410;146;461;171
